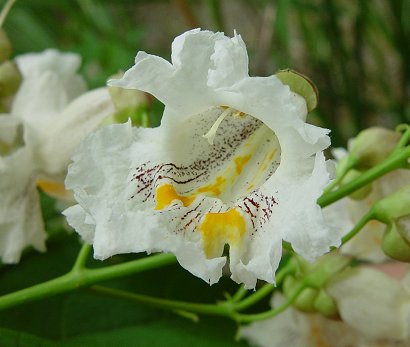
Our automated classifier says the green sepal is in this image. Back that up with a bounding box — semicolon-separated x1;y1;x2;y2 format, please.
276;69;318;112
283;276;318;312
0;29;11;63
0;60;22;98
372;185;410;223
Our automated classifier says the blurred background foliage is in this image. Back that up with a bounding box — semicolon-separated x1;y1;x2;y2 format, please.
3;0;409;146
1;0;409;345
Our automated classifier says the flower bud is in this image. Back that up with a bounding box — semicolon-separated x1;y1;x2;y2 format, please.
372;185;410;223
313;289;338;318
0;60;22;98
349;127;400;169
382;221;410;262
0;29;11;63
299;254;351;288
283;276;318;312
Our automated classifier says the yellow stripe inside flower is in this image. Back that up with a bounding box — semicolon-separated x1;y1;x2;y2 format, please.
199;209;246;258
154;106;281;258
234;154;251;174
246;148;277;192
155;184;195;210
155;152;253;210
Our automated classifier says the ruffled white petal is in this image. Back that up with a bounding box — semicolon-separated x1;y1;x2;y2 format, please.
67;29;338;288
64;123;226;284
15;49;86;103
37;88;115;175
0;147;46;263
12;49;86;137
0;49;112;263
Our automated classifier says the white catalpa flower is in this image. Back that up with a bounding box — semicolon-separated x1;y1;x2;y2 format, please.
325;148;410;262
241;267;410;347
64;29;339;288
327;266;410;340
0;49;115;263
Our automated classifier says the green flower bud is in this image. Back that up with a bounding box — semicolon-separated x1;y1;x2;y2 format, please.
372;185;410;223
350;127;400;169
283;276;318;312
340;169;373;200
0;60;22;98
276;69;318;112
398;216;410;241
313;289;338;318
0;29;11;63
297;254;352;288
382;221;410;262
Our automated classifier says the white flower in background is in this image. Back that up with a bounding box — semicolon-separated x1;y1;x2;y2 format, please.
0;49;115;263
241;295;363;347
325;147;410;262
327;266;410;340
241;267;410;347
64;29;339;289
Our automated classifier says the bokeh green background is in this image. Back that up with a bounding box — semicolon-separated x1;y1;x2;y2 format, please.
4;0;409;146
1;0;409;345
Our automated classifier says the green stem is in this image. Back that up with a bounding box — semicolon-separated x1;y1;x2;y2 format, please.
396;125;410;149
323;156;357;194
0;0;17;28
234;283;306;323
318;146;410;207
89;285;233;317
233;260;296;311
80;259;297;321
0;253;176;311
231;284;248;303
341;211;374;245
71;243;91;271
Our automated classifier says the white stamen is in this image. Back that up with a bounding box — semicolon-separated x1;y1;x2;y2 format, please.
202;108;232;145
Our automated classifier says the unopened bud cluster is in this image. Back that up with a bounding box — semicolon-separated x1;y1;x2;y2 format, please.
283;255;351;318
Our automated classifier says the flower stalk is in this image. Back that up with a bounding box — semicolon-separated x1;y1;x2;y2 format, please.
318;144;410;207
0;252;176;311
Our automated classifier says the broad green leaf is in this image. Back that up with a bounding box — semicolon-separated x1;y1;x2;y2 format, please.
0;233;251;346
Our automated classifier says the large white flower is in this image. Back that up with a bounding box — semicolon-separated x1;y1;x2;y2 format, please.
0;49;115;263
64;29;339;288
241;267;410;346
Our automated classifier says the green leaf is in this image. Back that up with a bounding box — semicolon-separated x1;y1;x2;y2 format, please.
0;328;54;347
0;234;250;346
